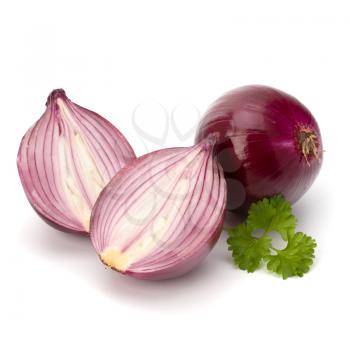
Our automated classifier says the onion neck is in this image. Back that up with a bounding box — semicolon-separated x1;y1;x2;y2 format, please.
46;89;67;106
296;127;320;165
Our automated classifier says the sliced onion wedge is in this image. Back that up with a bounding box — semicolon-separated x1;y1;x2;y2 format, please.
17;89;135;235
90;138;227;280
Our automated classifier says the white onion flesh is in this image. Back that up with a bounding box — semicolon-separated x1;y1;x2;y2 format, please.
90;138;226;280
17;89;135;234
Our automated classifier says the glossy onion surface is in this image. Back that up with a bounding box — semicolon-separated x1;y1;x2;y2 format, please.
195;85;323;218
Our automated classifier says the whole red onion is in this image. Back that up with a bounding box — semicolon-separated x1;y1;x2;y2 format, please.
195;85;323;218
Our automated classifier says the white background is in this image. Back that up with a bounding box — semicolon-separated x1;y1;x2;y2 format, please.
1;1;349;349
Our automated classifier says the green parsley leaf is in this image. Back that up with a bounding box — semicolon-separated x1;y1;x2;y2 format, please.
227;223;272;272
247;194;296;241
226;195;317;279
265;232;317;279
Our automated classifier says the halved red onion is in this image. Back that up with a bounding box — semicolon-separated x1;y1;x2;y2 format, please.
90;138;226;280
17;89;135;235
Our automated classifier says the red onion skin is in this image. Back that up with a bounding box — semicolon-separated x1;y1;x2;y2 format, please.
90;143;226;280
33;208;88;236
19;129;87;235
195;85;323;217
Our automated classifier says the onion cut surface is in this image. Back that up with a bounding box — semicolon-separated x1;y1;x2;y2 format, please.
17;89;135;235
90;139;226;280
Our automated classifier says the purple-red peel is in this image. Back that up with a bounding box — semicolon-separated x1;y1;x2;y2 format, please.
196;85;323;219
17;89;135;235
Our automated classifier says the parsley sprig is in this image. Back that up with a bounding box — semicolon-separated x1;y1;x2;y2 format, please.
227;195;317;279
